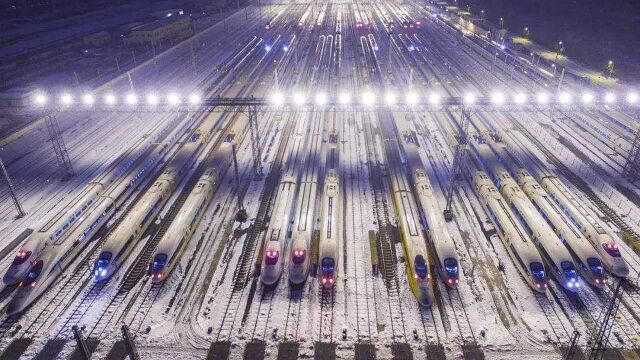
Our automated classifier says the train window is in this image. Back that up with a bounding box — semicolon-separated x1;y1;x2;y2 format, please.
321;257;335;275
560;261;577;279
265;250;279;265
23;260;44;287
97;251;112;268
529;262;545;281
444;258;458;277
152;253;168;273
12;250;32;266
602;243;621;257
587;257;604;275
414;255;428;279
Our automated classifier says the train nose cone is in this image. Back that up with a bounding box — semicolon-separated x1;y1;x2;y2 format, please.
260;267;281;286
612;264;629;278
288;266;308;285
3;272;23;286
6;294;28;316
418;290;433;307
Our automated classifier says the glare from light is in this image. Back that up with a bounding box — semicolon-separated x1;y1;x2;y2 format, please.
627;92;638;104
514;93;527;104
315;92;328;105
125;93;138;105
60;92;74;105
361;91;375;106
265;45;272;52
463;93;476;105
536;92;550;104
338;92;351;105
558;92;572;104
405;92;419;105
146;93;159;105
581;92;594;104
167;93;180;105
604;92;616;104
429;93;441;104
188;93;201;105
283;45;289;52
271;92;285;105
293;92;307;105
384;92;397;105
34;92;48;106
490;92;505;105
105;94;117;105
82;93;95;106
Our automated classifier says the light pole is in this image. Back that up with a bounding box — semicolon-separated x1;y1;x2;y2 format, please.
499;17;504;29
606;60;615;78
553;40;563;75
523;26;529;39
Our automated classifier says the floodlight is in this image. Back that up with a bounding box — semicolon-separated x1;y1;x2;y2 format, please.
315;93;328;105
147;94;159;105
463;93;476;105
490;92;505;105
105;93;117;105
361;91;375;106
581;93;594;104
405;92;419;105
338;92;351;105
536;92;549;104
125;93;138;105
293;92;307;105
167;93;180;105
34;92;48;106
60;92;74;105
558;92;572;104
384;92;397;105
626;92;638;104
82;93;95;106
188;93;201;105
514;93;527;104
271;92;285;105
429;93;441;104
604;92;616;104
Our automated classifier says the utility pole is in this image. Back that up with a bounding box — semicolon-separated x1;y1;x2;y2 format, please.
121;325;140;360
232;143;247;222
623;124;640;180
0;156;25;218
564;331;580;360
443;107;470;221
45;114;75;180
247;103;263;177
588;279;624;360
72;325;91;360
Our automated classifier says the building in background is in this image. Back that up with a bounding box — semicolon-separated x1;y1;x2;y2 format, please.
124;15;193;46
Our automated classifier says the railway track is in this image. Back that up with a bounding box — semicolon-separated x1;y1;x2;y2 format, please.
317;287;335;342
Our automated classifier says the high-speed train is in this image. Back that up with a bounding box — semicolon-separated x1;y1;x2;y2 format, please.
382;127;433;306
318;132;340;288
400;130;459;288
540;175;629;278
288;117;322;285
515;169;607;287
473;171;548;293
93;127;209;282
6;117;185;315
260;116;308;286
148;118;247;283
2;120;174;285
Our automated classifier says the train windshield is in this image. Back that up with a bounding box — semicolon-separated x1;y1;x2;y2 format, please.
321;257;335;275
152;253;168;272
587;257;604;275
414;255;428;279
23;260;44;287
12;250;32;266
560;261;578;280
265;250;279;266
529;262;545;281
96;251;112;268
603;243;621;257
444;258;458;277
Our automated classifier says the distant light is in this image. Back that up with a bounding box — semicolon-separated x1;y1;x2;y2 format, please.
34;92;47;106
463;93;476;105
315;92;328;105
558;92;572;104
338;92;351;105
581;92;594;104
384;92;397;105
167;93;180;105
500;44;505;50
293;92;306;105
408;45;415;51
105;93;117;105
429;93;441;104
147;93;159;105
373;45;379;51
82;93;95;106
265;45;272;52
271;92;285;105
514;93;527;104
283;45;289;52
490;92;505;105
536;92;550;104
604;92;616;104
405;92;419;105
60;92;74;105
167;13;172;17
125;93;138;105
361;91;375;106
627;92;638;104
188;93;201;105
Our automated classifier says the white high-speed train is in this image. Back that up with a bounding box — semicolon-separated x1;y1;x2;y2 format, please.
2;120;175;285
148;118;247;283
318;132;340;288
400;131;459;288
288;117;322;285
261;116;308;286
540;175;629;278
493;168;580;291
6;117;185;315
473;171;548;293
93;127;209;282
515;169;607;287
